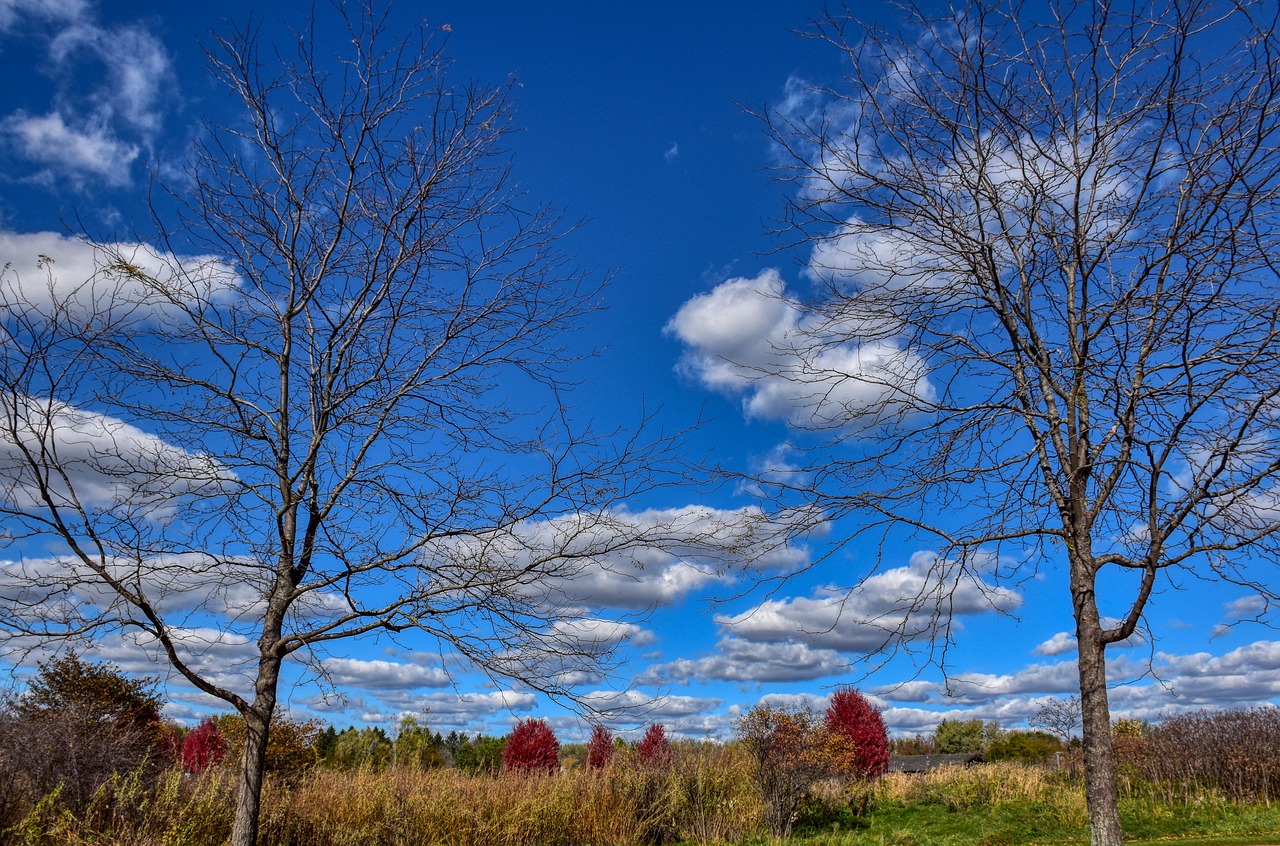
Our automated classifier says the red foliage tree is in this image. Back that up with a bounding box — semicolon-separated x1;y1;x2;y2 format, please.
181;717;228;773
502;718;559;772
636;722;673;767
585;723;614;769
824;687;889;779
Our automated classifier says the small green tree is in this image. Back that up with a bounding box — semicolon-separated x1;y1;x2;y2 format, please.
391;716;443;769
326;726;391;770
455;734;505;775
213;713;322;776
933;719;988;754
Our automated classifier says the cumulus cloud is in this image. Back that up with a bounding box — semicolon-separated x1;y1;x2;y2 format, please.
321;657;451;691
0;398;231;515
0;231;239;319
1225;594;1270;619
1033;632;1077;656
1;626;260;695
718;550;1021;653
0;552;265;633
640;637;846;684
362;690;538;729
1102;644;1280;718
937;662;1081;701
429;504;816;614
2;113;139;185
666;270;934;428
579;688;722;721
871;665;1077;707
550;619;655;653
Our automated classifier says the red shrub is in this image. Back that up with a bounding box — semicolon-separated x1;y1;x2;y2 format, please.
181;717;227;773
502;718;560;772
636;723;673;767
825;687;889;779
585;723;614;769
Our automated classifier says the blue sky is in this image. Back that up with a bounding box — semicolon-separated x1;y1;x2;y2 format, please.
0;0;1277;743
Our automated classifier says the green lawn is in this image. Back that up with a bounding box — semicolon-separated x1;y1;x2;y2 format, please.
774;799;1280;846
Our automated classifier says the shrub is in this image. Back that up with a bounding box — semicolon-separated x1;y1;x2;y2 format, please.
986;730;1064;764
213;713;322;777
637;723;674;768
503;718;559;773
586;723;614;769
1127;707;1280;804
825;687;889;779
0;653;173;818
182;717;228;773
736;702;842;838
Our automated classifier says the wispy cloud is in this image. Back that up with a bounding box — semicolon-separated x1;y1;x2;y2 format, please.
0;2;174;187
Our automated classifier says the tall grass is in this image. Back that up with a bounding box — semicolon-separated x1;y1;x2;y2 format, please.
1;745;761;846
4;751;1279;845
879;761;1083;818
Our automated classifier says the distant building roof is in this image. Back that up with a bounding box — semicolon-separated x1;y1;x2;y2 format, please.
887;752;985;773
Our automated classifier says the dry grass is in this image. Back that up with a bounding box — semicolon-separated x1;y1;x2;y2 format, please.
6;754;1277;846
269;751;762;846
875;761;1088;827
1;746;761;846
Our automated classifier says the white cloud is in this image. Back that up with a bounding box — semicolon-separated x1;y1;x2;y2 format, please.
321;657;451;691
578;688;722;721
0;0;87;31
0;230;239;319
1034;632;1077;656
0;6;173;186
1225;594;1270;619
666;270;935;428
938;662;1081;701
49;23;171;132
3;112;138;184
430;504;816;613
0;626;260;695
0;398;231;515
0;552;266;632
640;637;847;684
550;619;655;653
363;690;538;729
718;550;1021;653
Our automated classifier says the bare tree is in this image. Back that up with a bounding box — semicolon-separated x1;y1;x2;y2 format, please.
0;6;765;845
745;3;1280;844
1030;695;1082;743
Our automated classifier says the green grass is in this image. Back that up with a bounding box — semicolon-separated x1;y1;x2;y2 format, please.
774;798;1280;846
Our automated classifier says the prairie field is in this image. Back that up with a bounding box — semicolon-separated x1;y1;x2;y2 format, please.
6;752;1280;846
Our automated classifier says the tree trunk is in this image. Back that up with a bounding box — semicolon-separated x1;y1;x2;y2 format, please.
228;655;282;846
1073;571;1124;846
